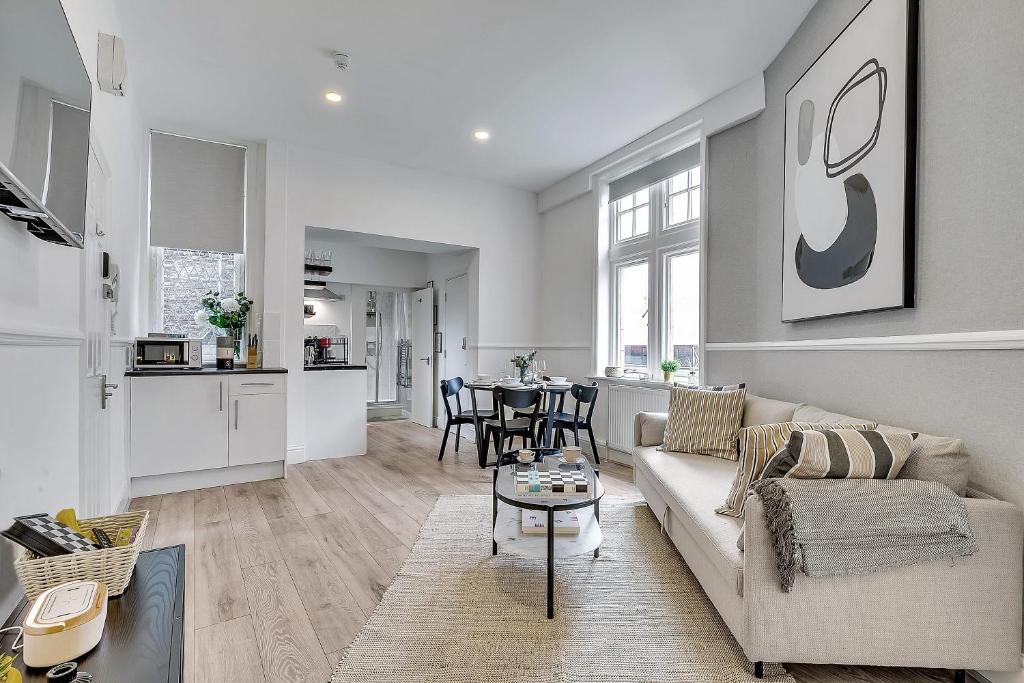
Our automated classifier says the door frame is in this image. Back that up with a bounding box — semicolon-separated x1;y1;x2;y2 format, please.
442;272;469;382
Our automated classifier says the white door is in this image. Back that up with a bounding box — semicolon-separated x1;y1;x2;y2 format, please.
230;393;286;466
443;274;470;424
410;287;434;427
80;146;114;517
131;376;229;477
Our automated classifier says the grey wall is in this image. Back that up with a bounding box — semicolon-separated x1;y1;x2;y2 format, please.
705;0;1024;509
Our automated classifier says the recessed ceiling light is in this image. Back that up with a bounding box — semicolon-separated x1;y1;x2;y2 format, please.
325;91;342;103
473;129;491;141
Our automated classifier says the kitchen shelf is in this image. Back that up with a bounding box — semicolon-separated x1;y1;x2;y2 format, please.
303;263;333;274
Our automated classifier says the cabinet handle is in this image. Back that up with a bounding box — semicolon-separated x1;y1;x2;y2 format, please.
219;381;224;411
234;399;239;430
241;382;273;386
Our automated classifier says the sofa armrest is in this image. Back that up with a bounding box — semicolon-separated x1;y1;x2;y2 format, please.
633;411;668;447
741;494;1024;670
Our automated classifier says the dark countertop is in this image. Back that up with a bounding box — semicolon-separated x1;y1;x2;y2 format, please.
126;366;288;377
304;364;367;371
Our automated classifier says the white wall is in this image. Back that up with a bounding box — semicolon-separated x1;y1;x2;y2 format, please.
1;1;147;619
306;235;431;290
263;143;541;460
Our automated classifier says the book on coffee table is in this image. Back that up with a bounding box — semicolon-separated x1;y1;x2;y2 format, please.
521;509;581;535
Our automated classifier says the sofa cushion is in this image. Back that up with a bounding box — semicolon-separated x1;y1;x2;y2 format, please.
793;403;873;426
717;420;875;518
742;394;800;427
636;411;668;447
762;428;915;480
877;425;969;495
663;386;747;460
634;446;744;594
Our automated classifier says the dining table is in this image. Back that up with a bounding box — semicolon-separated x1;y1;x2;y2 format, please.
464;379;574;468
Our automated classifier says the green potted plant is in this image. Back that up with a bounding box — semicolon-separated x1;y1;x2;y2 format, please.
510;350;537;384
195;290;253;362
660;358;680;382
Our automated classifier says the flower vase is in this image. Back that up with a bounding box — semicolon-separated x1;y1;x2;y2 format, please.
519;366;528;384
663;370;673;382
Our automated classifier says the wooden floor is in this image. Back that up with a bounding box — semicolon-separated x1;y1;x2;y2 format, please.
131;420;955;683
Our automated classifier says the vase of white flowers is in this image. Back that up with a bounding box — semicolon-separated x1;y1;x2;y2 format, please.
195;291;253;366
510;350;536;384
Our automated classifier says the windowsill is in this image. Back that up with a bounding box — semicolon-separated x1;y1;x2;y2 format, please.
586;375;698;391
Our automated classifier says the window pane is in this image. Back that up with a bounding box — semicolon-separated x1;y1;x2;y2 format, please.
669;192;687;225
689;187;701;220
634;204;649;236
669;172;687;194
688;167;700;189
618;194;633;210
667;252;700;371
617;261;649;367
617;210;634;240
159;247;243;362
634;187;650;207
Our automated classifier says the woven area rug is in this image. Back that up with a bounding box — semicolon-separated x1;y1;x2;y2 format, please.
331;495;792;683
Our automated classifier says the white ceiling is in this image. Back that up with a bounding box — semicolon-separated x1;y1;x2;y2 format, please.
114;0;815;191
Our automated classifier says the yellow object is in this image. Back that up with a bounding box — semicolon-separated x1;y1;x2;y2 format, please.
114;527;134;547
4;669;22;683
55;508;81;533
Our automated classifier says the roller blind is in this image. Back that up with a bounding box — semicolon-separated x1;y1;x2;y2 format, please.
608;143;700;203
149;131;246;253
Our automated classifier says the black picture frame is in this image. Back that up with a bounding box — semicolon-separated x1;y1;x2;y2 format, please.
780;0;918;323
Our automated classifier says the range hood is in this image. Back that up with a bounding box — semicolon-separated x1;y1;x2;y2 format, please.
0;161;84;248
304;281;346;301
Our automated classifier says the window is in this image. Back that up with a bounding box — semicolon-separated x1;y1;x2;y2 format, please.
615;260;649;367
614;187;650;242
665;251;699;372
148;131;247;361
154;247;244;362
606;150;702;380
667;167;700;227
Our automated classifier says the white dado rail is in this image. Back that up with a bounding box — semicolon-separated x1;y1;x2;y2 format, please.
0;324;85;346
706;329;1024;352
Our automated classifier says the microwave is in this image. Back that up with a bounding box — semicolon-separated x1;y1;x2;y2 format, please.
133;336;203;369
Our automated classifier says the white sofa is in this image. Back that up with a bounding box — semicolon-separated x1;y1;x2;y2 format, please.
632;395;1023;676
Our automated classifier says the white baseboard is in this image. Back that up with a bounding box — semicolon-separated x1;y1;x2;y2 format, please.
583;438;633;467
131;461;285;497
286;444;306;464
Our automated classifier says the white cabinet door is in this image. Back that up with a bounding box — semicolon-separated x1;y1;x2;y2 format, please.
130;376;228;477
229;393;286;466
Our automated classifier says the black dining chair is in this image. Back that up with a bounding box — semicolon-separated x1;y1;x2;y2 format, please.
438;377;494;461
550;382;601;464
483;386;543;457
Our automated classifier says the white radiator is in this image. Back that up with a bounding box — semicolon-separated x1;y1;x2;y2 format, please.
605;384;670;453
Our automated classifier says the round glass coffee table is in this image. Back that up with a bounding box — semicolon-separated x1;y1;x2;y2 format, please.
491;448;604;618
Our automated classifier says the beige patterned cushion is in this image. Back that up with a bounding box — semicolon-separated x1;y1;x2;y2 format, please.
716;420;875;518
762;428;915;480
662;386;747;460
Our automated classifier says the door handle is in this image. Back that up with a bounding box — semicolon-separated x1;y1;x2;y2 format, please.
100;373;116;410
240;382;273;386
234;399;239;430
419;356;431;366
219;381;224;411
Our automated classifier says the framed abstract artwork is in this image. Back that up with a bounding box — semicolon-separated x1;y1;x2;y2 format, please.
781;0;918;322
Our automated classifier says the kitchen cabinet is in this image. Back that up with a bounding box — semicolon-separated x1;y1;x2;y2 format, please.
229;391;286;466
130;375;228;477
128;369;288;494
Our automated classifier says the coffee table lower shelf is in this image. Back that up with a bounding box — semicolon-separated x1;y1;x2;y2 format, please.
493;505;602;559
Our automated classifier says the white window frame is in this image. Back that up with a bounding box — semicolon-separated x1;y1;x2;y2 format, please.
610;255;652;370
664;165;701;231
607;164;702;380
612;186;653;244
660;243;701;377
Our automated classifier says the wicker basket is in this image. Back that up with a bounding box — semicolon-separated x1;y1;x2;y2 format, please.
14;510;149;600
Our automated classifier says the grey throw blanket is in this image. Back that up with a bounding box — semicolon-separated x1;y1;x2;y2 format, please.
750;477;977;592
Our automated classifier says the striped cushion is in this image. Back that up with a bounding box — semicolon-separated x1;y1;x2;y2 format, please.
715;420;875;518
762;429;915;480
662;386;747;460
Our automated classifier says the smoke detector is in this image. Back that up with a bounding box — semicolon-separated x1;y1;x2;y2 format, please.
333;52;351;70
